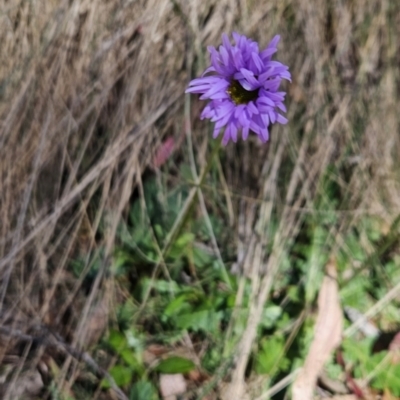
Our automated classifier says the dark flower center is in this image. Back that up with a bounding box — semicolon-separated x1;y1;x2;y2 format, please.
227;80;259;105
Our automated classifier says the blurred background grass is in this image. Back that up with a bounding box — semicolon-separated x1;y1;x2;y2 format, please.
1;0;400;399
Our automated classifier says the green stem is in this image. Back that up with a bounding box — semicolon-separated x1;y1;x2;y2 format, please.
162;135;223;258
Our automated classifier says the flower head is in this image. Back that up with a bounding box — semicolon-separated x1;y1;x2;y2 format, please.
186;33;291;145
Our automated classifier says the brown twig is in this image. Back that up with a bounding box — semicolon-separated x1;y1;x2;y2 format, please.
0;325;129;400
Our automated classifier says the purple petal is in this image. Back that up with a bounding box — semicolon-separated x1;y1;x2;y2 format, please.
220;45;230;66
242;125;250;140
211;101;235;121
258;68;275;82
238;110;250;129
276;114;288;124
247;101;259;115
277;103;287;112
260;113;270;127
257;96;275;108
240;68;259;88
259;128;269;142
222;128;231;145
222;33;232;52
268;109;276;124
249;119;261;135
268;35;281;50
202;66;216;76
234;104;245;119
251;52;263;74
185;85;210;94
232;31;241;44
213;125;222;138
260;47;277;60
230;122;238;142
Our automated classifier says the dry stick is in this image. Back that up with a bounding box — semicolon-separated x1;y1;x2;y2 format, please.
50;179;110;390
255;369;301;400
4;335;33;400
0;209;84;331
61;141;146;393
0;96;179;273
39;174;102;323
0;111;51;310
344;278;400;338
51;183;107;326
0;325;129;400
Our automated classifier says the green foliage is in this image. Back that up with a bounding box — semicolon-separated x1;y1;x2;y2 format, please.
155;357;195;374
202;345;224;373
340;337;400;396
130;381;158;400
114;177;234;288
255;335;289;375
175;309;224;332
260;305;283;329
341;337;375;367
68;156;400;399
96;174;238;394
372;362;400;396
108;365;134;387
102;329;145;390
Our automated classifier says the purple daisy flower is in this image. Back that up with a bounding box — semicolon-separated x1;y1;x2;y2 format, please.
186;32;291;145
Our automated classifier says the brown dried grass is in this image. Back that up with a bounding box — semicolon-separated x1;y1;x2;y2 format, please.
0;0;400;398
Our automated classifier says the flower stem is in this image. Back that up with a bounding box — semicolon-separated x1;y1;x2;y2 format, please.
162;134;232;287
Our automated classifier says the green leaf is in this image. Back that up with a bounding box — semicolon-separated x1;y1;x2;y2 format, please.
139;278;180;301
125;329;145;351
175;233;195;248
192;246;213;268
304;226;328;304
149;279;180;294
362;215;384;242
163;294;192;319
373;363;400;396
342;337;374;367
154;224;164;239
168;233;195;260
117;299;137;328
175;309;223;332
340;275;372;310
260;305;282;329
345;232;366;262
108;330;127;353
255;335;288;375
179;164;193;182
120;349;142;372
108;365;133;387
325;359;344;381
155;356;195;374
202;347;222;372
287;285;301;303
130;380;158;400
